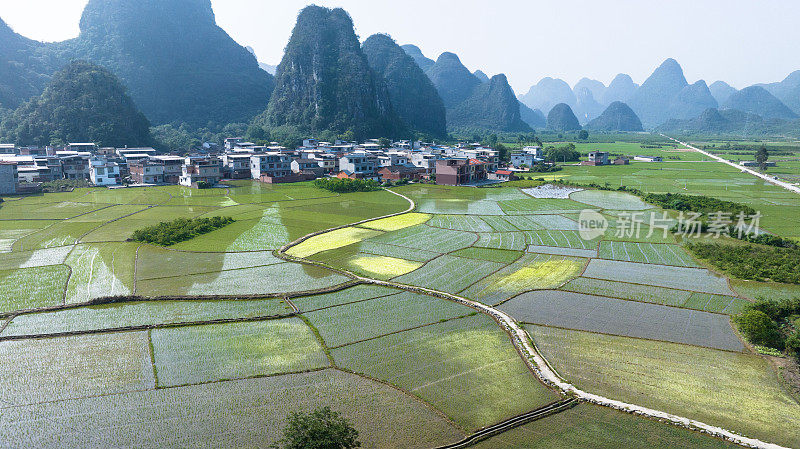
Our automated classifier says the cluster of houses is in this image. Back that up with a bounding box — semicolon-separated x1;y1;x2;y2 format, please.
0;139;550;195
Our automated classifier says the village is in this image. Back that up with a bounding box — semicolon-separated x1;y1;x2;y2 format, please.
0;138;557;194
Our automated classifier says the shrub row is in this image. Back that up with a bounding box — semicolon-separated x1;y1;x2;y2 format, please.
735;297;800;357
314;178;381;193
131;216;234;246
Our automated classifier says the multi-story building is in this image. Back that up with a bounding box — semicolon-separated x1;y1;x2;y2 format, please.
0;144;16;155
378;152;409;167
435;158;488;186
68;143;98;153
58;153;90;180
89;158;120;186
582;151;610;166
180;156;222;187
410;152;439;173
250;153;292;182
150;155;184;184
221;154;253;179
339;153;376;179
510;146;543;168
0;162;18;194
129;159;165;184
37;156;64;180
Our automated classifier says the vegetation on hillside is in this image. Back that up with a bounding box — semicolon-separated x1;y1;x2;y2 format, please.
0;61;152;147
586;102;644;132
546;103;581;131
272;407;360;449
447;74;532;133
132;216;234;246
257;6;404;141
362;34;446;138
314;178;381;193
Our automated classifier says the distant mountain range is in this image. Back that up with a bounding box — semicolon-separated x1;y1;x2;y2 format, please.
1;1;799;141
519;57;800;135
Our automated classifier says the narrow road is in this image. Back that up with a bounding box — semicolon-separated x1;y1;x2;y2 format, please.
277;188;790;449
663;134;800;195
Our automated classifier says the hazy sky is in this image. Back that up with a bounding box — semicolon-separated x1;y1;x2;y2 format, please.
2;0;799;93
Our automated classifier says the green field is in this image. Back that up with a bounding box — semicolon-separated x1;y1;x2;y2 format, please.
2;176;799;448
151;319;329;387
529;325;800;448
333;315;559;431
473;404;740;448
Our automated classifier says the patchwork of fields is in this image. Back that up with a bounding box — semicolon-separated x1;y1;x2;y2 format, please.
1;180;797;449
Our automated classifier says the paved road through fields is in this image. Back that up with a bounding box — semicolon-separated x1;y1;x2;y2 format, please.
663;134;800;195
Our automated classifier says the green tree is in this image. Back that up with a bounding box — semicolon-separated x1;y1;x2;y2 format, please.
272;407;360;449
786;331;800;357
578;130;589;140
378;137;392;148
734;310;784;349
756;145;769;171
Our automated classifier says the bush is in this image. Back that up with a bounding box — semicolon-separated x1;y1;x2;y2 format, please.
786;332;800;357
734;310;784;350
685;242;800;284
314;178;381;193
131;216;234;246
272;407;360;449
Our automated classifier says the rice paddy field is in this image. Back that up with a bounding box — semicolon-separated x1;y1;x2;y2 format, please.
529;325;800;448
1;177;798;449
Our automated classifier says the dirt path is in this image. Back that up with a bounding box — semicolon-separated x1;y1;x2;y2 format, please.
277;187;790;449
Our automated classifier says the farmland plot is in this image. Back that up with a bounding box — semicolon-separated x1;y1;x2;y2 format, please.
369;224;477;253
305;291;469;348
427;214;494;232
0;201;103;220
357;240;441;262
359;213;431;231
0;220;56;251
2;298;293;337
333;315;559;431
173;207;290;251
286;227;382;258
64;242;137;304
474;232;527;251
561;277;692;308
79;186;173;205
80;206;217;242
312;245;422;279
135;247;282;281
529;326;800;448
479;215;521;232
582;259;735;295
526;245;597;258
508;214;580;231
570;189;652;210
393;255;505;293
0;369;464;449
136;263;349;297
415;198;506;215
472;404;739;449
462;254;586;304
13;220;107;250
683;293;751;314
0;245;73;271
524;230;599;249
0;265;69;314
0;332;154;406
291;285;400;312
151;319;328;387
598;241;699;267
501;291;743;351
450;247;523;264
499;198;590;215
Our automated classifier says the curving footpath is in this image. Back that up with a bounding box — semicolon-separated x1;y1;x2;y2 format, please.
663;134;800;195
278;188;791;449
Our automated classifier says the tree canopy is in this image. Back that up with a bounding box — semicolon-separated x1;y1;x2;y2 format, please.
272;407;360;449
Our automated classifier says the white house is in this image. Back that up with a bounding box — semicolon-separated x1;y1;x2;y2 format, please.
90;158;120;186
